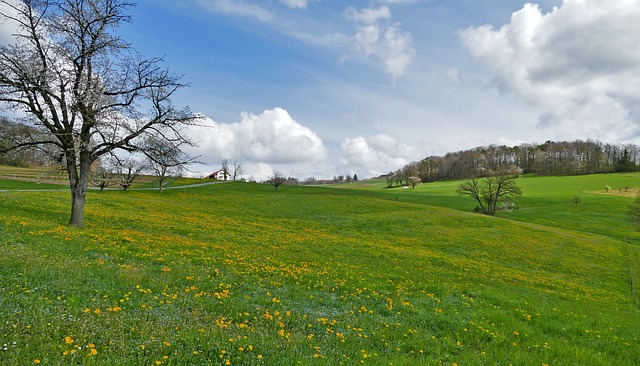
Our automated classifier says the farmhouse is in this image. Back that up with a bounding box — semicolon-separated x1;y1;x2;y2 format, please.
205;170;228;180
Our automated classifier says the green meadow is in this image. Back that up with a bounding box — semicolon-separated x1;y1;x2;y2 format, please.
1;172;639;365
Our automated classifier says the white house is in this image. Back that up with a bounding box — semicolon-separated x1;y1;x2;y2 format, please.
205;170;229;180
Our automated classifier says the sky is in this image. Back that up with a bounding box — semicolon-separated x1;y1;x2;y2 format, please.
3;0;640;181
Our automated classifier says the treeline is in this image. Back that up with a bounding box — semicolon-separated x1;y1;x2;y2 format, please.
399;140;640;183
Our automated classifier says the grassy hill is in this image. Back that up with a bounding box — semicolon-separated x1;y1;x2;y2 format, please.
0;174;639;365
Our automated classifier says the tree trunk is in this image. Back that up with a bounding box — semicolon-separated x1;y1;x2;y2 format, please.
69;188;86;227
67;158;91;228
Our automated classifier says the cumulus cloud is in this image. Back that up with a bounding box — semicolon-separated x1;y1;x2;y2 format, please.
280;0;308;9
460;0;640;140
340;134;416;177
186;107;326;168
346;6;415;81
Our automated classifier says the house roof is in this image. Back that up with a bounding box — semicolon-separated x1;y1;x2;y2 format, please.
205;170;224;179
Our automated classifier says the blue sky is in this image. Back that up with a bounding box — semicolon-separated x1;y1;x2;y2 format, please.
4;0;640;180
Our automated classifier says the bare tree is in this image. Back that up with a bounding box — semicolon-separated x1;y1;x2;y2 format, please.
142;136;197;192
0;0;199;227
89;168;114;191
112;155;144;191
268;171;286;192
220;159;230;181
232;161;243;181
457;168;522;215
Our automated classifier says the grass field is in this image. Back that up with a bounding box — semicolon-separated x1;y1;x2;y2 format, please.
1;172;639;365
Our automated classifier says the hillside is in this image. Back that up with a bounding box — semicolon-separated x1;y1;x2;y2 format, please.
0;178;639;365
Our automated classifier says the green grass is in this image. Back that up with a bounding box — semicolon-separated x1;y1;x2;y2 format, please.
0;177;639;365
356;173;640;244
0;179;67;190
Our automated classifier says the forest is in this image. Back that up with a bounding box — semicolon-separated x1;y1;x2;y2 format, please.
397;140;640;183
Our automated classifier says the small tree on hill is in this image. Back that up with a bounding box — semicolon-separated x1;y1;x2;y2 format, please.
268;171;286;192
232;161;244;181
457;168;522;215
573;195;581;207
221;160;230;181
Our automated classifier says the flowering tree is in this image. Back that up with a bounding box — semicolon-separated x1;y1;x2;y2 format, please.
0;0;198;226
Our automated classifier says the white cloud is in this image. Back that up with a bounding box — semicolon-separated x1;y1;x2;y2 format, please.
280;0;308;9
197;0;273;22
346;6;415;81
460;0;640;141
340;134;416;177
345;6;391;24
186;107;327;177
241;162;274;182
382;25;414;82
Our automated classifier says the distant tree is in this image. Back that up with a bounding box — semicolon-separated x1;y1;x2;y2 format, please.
113;156;144;191
457;168;522;215
572;195;581;207
500;200;516;218
353;174;358;181
402;164;419;184
89;168;114;191
232;161;244;181
616;148;635;172
386;173;395;188
0;0;198;227
408;176;421;189
142;137;197;192
337;175;344;182
268;171;286;191
221;160;230;181
394;169;405;186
